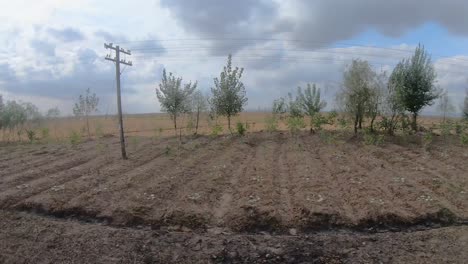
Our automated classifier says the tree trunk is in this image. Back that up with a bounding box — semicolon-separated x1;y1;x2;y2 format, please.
227;115;231;132
358;115;362;129
173;116;177;135
354;114;358;134
370;115;376;133
195;108;200;134
411;112;418;131
86;114;90;138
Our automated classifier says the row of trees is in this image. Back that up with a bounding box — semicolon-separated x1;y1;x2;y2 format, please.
156;55;248;133
273;44;467;135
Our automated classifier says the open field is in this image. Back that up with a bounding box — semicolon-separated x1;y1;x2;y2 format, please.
0;112;457;142
0;131;467;263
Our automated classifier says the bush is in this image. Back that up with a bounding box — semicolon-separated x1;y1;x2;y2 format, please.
311;113;328;131
287;116;305;134
265;116;278;132
236;122;247;136
40;127;50;142
26;129;36;143
461;133;468;145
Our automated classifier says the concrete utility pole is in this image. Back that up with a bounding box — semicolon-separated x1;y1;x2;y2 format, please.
104;43;132;160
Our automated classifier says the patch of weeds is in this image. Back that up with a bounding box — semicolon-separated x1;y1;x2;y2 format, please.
454;122;463;135
69;130;82;147
440;121;452;137
461;133;468;145
287;116;306;135
164;145;171;156
311;113;328;131
25;129;36;143
265;116;278;132
363;131;384;146
318;130;337;144
422;132;434;150
236;122;247;136
211;124;223;136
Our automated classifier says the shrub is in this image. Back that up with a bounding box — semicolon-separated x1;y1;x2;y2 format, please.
454;122;463;135
461;133;468;145
287;116;305;134
236;122;247;136
265;116;278;132
211;124;223;136
311;113;328;131
26;129;36;143
363;131;384;146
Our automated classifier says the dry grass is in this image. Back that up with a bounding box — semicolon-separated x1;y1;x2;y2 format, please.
0;111;460;142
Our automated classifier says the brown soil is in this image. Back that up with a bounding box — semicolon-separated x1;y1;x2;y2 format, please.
1;131;467;263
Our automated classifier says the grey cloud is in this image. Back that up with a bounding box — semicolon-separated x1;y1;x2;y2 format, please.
47;27;85;42
161;0;468;52
160;0;278;54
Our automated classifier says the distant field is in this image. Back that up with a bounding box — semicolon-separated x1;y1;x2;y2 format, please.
0;111;456;142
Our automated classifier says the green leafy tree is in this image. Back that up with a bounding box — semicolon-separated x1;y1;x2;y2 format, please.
297;83;327;118
339;59;375;134
73;88;99;138
383;65;406;135
156;69;197;133
395;44;439;131
210;54;248;131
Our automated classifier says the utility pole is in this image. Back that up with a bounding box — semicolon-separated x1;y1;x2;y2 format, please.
104;43;132;160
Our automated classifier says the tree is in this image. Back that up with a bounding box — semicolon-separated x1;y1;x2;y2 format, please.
367;72;387;132
190;90;208;134
437;89;455;123
383;67;406;135
156;69;197;133
46;107;61;119
73;88;99;138
395;44;439;131
463;88;468;120
339;59;375;134
297;83;327;118
0;95;4;130
210;54;248;131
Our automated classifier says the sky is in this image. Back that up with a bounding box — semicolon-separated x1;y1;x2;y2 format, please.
1;0;468;116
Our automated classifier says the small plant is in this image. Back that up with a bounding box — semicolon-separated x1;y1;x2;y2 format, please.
422;132;433;150
337;116;349;130
327;110;338;125
164;145;171;155
25;129;36;143
265;116;278;132
454;122;463;135
211;124;223;136
440;121;452;137
69;130;82;147
311;113;328;131
287;116;306;134
236;122;247;136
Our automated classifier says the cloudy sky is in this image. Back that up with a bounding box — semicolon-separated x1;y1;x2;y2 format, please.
1;0;468;115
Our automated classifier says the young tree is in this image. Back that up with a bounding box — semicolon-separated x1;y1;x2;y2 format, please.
210;54;248;131
46;107;61;119
383;66;406;135
463;88;468;120
156;69;197;133
190;90;208;134
437;89;455;123
339;59;375;134
297;83;327;117
73;88;99;138
367;72;387;132
395;44;439;131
